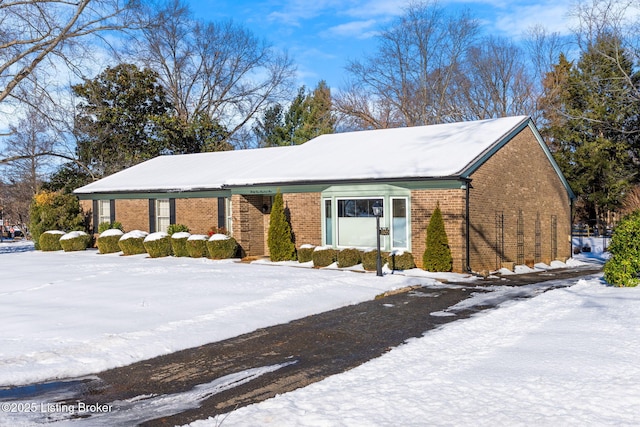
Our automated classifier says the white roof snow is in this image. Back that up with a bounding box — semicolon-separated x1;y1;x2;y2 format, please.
75;116;530;194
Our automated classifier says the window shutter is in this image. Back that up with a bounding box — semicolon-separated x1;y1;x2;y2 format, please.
149;199;156;233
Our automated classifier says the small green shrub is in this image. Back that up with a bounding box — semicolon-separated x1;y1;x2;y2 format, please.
118;230;148;255
167;223;190;235
297;245;315;263
171;232;191;257
143;232;172;258
207;234;239;259
60;231;91;252
312;247;338;267
39;230;65;251
604;210;640;287
423;202;453;272
267;190;297;261
337;248;362;268
362;250;389;271
97;229;124;254
98;221;124;234
186;235;209;258
388;250;416;270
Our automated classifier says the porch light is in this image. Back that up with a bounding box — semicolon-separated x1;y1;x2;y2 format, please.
372;200;383;277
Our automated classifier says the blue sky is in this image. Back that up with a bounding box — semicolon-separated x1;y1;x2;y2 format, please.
187;0;577;89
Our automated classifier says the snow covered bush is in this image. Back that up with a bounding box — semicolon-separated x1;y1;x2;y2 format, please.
171;232;191;257
362;249;388;271
337;248;362;268
29;191;85;250
60;231;91;252
604;210;640;287
207;234;238;259
97;229;124;254
167;224;189;235
388;250;416;270
312;247;338;267
186;234;209;258
143;232;172;258
39;230;65;251
98;221;124;234
297;244;315;263
423;202;452;272
118;230;148;255
267;190;297;262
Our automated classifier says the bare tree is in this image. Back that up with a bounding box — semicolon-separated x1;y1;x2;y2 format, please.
455;36;536;121
0;0;139;106
133;0;296;146
335;0;479;129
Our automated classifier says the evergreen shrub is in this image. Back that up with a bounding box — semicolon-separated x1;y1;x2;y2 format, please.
297;244;315;263
267;190;297;261
604;210;640;287
362;249;389;271
388;250;416;270
143;232;172;258
118;230;148;255
171;232;191;257
207;234;238;259
423;203;453;272
167;224;190;235
98;221;124;234
39;230;65;251
186;234;209;258
97;229;124;254
60;231;91;252
29;191;85;250
312;247;338;267
337;248;362;268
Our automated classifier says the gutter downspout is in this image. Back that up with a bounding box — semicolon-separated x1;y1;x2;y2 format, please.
464;178;473;273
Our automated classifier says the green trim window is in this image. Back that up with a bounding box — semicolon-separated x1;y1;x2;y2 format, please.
324;199;333;245
336;198;383;248
391;197;408;249
156;199;170;233
98;200;111;225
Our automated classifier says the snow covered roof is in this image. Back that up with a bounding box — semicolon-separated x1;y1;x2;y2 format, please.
75;116;539;194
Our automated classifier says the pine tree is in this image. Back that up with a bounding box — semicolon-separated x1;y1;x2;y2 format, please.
267;190;297;261
422;203;452;272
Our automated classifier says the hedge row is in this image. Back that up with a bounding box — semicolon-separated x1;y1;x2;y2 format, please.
303;245;416;271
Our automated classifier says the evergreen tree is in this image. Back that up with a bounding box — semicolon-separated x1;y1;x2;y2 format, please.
540;35;640;232
29;191;86;250
422;203;452;272
267;190;296;261
254;81;335;147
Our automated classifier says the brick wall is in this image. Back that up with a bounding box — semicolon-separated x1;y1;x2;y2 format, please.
411;189;466;272
115;199;149;232
468;127;572;271
283;193;322;249
231;194;268;257
175;198;219;235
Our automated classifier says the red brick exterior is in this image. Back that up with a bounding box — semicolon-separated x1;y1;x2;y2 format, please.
175;198;219;235
467;127;572;271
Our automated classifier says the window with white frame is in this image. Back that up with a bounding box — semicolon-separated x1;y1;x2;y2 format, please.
391;197;408;249
336;198;383;248
156;199;170;233
98;200;111;225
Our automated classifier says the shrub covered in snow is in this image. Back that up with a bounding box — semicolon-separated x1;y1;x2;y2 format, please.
118;230;148;255
337;248;362;268
388;250;416;271
312;247;338;267
171;232;191;257
604;210;640;287
167;224;189;235
207;234;238;259
297;244;315;263
98;221;124;234
39;230;65;251
60;231;91;252
143;232;172;258
97;228;124;254
186;234;209;258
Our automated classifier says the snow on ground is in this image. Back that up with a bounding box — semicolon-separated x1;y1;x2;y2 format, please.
2;237;636;427
0;242;447;387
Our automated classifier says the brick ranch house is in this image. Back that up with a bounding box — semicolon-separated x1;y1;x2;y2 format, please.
74;115;575;273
